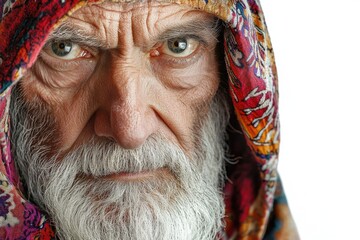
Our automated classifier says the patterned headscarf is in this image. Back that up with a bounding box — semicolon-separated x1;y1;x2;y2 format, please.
0;0;299;239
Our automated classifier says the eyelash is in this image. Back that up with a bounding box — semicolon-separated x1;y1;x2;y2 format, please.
149;37;207;64
41;35;207;71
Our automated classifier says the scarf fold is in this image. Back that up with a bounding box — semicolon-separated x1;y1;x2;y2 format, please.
0;0;299;239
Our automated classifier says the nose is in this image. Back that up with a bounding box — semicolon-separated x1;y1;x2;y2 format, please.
93;60;159;149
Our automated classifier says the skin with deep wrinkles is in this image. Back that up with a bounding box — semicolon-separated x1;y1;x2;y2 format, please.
21;2;220;158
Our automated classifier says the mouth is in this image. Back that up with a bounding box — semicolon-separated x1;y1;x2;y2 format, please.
89;167;172;182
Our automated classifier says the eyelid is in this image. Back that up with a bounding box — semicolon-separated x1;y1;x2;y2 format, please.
43;39;99;60
151;42;205;70
149;34;207;56
157;33;209;48
45;38;92;49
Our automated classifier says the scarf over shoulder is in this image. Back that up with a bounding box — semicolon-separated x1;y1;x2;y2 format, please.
0;0;299;239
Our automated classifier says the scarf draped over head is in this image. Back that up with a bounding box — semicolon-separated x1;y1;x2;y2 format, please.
0;0;299;239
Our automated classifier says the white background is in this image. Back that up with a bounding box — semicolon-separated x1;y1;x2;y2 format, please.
261;0;360;239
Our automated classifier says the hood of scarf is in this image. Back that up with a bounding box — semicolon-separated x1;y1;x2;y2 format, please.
0;0;298;239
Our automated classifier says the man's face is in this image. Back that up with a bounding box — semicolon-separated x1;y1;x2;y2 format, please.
11;2;229;239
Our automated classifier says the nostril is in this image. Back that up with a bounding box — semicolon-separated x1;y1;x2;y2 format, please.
109;104;164;149
104;136;116;143
108;105;147;149
93;109;113;139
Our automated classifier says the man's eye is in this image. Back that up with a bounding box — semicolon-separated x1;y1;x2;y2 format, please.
51;41;73;57
44;41;89;60
161;37;200;57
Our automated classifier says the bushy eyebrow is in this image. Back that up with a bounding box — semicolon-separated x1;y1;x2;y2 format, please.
47;23;109;48
46;17;221;49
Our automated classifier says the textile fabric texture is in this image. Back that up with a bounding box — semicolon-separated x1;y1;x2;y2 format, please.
0;0;299;239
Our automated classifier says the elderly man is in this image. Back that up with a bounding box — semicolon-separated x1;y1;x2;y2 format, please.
0;0;298;239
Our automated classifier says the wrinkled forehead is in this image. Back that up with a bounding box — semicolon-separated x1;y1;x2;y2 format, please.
70;1;208;20
68;0;231;18
51;1;218;49
60;0;230;30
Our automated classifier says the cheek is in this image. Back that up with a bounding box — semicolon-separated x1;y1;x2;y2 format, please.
155;53;220;149
153;50;219;97
169;54;219;103
19;69;95;152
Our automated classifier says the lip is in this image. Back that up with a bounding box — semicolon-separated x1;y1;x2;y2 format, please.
98;167;170;182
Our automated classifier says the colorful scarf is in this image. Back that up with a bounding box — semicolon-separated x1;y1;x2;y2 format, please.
0;0;299;239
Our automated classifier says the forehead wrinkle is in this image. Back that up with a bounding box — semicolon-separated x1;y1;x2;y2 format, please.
145;3;159;46
62;5;133;49
91;0;168;12
128;4;166;49
76;7;123;48
70;3;161;50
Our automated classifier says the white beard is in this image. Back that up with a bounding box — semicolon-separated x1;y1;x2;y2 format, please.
10;85;230;240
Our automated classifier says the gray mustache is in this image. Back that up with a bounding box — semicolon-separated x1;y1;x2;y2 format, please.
63;136;192;177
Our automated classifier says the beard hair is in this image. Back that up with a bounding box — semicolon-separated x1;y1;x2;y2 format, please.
10;83;230;240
